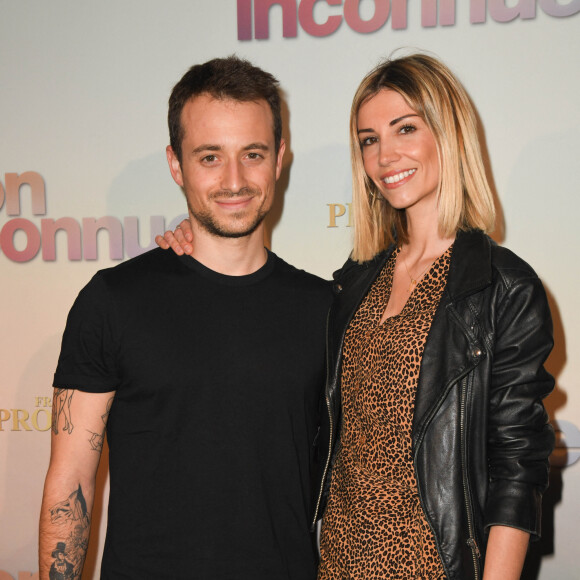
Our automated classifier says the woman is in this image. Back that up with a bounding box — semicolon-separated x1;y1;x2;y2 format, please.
158;54;554;580
313;54;554;580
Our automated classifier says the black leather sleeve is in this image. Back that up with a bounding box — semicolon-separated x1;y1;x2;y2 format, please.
484;266;555;537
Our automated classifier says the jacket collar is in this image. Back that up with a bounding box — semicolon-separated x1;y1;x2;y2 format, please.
411;230;492;440
446;229;493;302
347;229;493;303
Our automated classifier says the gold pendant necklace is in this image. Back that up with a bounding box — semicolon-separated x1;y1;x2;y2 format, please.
402;251;431;292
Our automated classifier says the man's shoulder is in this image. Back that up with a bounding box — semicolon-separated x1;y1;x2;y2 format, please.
94;248;180;284
270;252;331;292
72;249;183;306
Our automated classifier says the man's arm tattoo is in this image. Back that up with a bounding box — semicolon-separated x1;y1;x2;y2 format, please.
101;395;113;424
87;431;104;452
52;389;75;435
86;394;114;451
47;484;90;579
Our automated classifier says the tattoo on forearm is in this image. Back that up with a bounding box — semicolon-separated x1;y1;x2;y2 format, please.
48;484;90;579
102;395;113;424
87;430;104;452
50;484;89;527
52;389;75;435
86;395;113;451
48;539;83;580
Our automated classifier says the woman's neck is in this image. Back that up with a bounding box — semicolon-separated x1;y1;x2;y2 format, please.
402;210;455;262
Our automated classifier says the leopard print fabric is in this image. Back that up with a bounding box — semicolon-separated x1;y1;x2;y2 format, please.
318;245;453;579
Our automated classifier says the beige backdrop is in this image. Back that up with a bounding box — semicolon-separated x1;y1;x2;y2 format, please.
1;1;579;578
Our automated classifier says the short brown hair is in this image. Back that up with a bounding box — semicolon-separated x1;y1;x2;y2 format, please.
168;55;282;162
350;53;495;262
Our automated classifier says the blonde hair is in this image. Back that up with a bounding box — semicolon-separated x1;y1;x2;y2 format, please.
350;53;495;263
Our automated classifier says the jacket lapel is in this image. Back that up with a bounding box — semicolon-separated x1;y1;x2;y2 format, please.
412;230;492;441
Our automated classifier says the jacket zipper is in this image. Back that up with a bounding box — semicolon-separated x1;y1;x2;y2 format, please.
312;251;397;528
413;374;463;580
412;360;479;580
460;375;481;579
312;309;334;529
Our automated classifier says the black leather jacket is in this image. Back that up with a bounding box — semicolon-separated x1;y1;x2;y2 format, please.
313;230;554;580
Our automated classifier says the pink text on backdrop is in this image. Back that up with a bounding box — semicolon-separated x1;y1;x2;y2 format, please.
237;0;580;40
0;172;184;263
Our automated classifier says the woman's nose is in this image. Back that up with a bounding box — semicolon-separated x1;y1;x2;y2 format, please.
378;141;400;166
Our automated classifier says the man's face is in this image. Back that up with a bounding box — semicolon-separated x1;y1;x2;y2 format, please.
167;94;285;239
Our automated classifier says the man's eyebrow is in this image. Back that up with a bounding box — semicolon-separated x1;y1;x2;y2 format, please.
191;143;270;154
192;144;221;154
243;143;269;151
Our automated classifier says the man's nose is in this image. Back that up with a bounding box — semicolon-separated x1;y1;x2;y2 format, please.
221;159;247;192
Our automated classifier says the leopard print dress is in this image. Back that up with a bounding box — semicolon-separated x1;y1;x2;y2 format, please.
318;246;452;580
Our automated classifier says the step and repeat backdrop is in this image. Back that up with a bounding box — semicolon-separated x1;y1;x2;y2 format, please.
1;2;579;578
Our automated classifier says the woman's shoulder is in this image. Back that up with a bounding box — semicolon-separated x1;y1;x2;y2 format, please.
333;246;395;284
456;229;541;287
488;239;542;288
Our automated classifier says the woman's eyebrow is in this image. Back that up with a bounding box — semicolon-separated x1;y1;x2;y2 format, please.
358;113;420;134
389;113;419;126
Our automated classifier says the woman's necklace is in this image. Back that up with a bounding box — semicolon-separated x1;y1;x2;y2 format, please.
401;251;432;292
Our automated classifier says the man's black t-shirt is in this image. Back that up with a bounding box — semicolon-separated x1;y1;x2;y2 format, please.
54;248;332;579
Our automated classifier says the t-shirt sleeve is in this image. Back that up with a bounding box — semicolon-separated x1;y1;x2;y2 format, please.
53;272;120;393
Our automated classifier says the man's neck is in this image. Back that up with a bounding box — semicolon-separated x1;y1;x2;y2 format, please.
188;224;269;276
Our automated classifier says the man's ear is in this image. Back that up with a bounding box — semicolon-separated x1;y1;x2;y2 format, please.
166;146;184;187
275;139;286;180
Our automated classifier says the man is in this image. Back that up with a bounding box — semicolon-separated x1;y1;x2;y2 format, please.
39;56;331;579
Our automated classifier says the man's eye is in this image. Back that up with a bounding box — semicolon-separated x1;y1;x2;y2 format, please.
202;155;217;163
247;152;263;160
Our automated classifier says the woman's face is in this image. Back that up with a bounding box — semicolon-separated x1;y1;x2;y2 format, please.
357;89;440;218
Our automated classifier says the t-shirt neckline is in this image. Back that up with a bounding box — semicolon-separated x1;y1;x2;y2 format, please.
177;249;276;287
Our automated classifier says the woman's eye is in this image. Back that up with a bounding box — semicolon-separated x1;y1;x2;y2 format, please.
360;136;378;147
399;124;416;135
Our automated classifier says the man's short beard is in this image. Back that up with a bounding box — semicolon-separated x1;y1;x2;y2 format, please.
190;207;266;238
188;188;267;239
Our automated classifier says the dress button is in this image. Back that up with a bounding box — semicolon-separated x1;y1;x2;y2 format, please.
334;283;343;293
472;348;482;358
